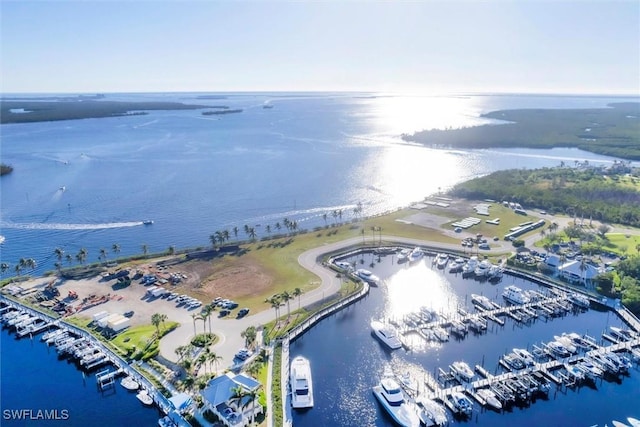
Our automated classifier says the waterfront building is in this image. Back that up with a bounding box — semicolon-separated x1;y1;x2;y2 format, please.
201;373;262;427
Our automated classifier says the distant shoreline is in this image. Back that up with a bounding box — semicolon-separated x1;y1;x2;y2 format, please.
0;99;212;124
404;102;640;161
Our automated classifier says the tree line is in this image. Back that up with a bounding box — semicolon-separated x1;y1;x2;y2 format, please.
450;166;640;227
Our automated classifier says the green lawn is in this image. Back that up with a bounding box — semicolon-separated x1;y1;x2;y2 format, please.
605;233;640;256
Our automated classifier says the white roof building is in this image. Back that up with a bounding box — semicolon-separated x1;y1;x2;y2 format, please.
558;260;603;285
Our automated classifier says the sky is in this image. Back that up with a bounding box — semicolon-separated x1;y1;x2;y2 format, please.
1;0;639;95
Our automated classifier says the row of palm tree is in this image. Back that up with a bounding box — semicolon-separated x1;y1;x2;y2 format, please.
0;258;38;277
151;312;168;335
264;287;304;322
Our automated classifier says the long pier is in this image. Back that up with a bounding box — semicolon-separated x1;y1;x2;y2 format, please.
423;336;640;404
399;294;574;341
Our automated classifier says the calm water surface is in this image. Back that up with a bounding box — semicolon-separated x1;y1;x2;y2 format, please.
291;253;640;427
2;93;637;273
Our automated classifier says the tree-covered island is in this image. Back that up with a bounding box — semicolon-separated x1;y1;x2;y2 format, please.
404;102;640;160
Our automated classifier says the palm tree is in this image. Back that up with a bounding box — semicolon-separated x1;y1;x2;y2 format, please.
208;351;222;375
99;248;108;263
65;254;73;266
13;264;23;277
322;213;328;227
54;262;62;275
24;258;36;271
233;226;239;241
222;230;230;243
151;313;161;335
0;262;10;276
112;243;121;256
54;247;64;262
201;305;213;335
266;295;281;323
241;326;257;349
209;234;217;248
248;227;257;241
293;287;303;310
197;352;208;375
275;222;281;233
141;244;148;256
167;245;175;255
231;385;252;421
265;225;272;236
76;248;88;264
281;290;292;318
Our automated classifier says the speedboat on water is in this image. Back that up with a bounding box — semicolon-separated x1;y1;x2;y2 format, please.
450;361;475;382
372;375;421;427
290;356;314;408
143;220;154;225
371;320;403;350
356;269;380;286
416;396;448;426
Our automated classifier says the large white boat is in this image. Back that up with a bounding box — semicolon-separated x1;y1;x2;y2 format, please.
121;375;140;391
462;256;478;275
434;253;448;269
372;376;421;427
512;348;536;366
371;320;403;350
446;391;473;416
474;260;492;277
416;396;447;426
502;285;530;305
450;361;475;382
476;388;502;411
471;294;495;311
136;390;153;406
356;269;380;286
568;292;590;309
408;247;424;263
290;356;314;409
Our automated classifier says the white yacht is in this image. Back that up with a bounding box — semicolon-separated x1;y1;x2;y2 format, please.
397;248;411;263
371;320;403;350
547;340;571;358
356;269;380;286
512;348;536;366
408;247;424;263
553;335;577;354
416;396;448;426
447;391;473;416
474;260;492;277
136;390;153;406
448;258;463;273
462;256;478;275
471;294;495;311
372;376;421;427
435;253;448;269
502;285;530;305
290;356;314;408
450;361;475;382
476;388;502;411
121;376;140;391
568;292;590;309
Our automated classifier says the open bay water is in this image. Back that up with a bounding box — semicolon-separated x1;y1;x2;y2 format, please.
1;93;638;274
0;325;161;426
291;253;640;427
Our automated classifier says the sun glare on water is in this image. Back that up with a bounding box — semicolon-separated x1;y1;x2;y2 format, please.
384;261;459;320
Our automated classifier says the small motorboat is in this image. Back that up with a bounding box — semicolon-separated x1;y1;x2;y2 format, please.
143;220;154;225
121;375;140;391
136;390;154;406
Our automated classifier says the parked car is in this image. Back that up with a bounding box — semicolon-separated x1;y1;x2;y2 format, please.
219;309;230;317
124;310;134;318
237;308;250;318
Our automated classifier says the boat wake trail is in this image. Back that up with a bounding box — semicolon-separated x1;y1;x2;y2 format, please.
0;221;144;231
